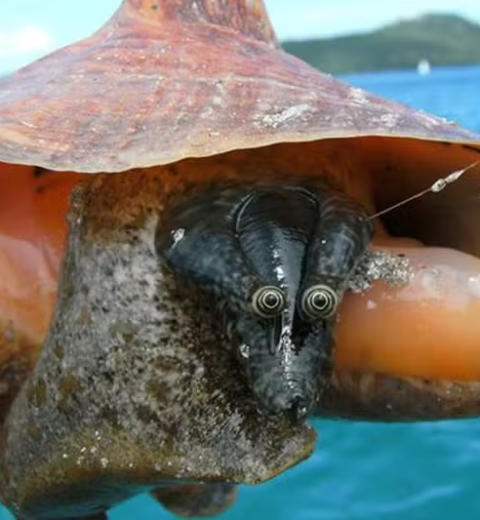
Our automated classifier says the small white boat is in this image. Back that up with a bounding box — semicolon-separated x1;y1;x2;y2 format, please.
417;59;431;76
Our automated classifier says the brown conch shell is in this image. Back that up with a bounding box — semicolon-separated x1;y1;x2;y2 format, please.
1;0;480;519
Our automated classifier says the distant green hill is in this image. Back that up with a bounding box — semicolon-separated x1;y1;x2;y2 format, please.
282;14;480;74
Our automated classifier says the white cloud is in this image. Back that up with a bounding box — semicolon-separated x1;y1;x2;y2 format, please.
0;25;53;58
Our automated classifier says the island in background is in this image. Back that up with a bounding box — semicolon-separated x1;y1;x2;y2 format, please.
282;13;480;75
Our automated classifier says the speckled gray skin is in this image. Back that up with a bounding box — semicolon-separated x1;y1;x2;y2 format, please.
0;172;315;519
156;184;372;422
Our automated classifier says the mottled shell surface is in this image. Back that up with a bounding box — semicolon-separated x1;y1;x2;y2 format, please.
0;0;479;173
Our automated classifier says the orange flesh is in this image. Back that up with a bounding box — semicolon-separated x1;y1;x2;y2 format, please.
336;245;480;381
0;164;84;346
2;161;480;383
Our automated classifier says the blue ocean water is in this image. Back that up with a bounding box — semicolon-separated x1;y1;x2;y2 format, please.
2;64;480;520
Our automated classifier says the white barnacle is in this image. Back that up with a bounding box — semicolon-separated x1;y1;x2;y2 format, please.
171;228;185;246
256;104;311;129
348;250;413;293
239;343;250;359
378;112;399;128
349;87;368;105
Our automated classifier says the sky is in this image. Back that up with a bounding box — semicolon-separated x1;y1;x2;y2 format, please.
1;0;480;75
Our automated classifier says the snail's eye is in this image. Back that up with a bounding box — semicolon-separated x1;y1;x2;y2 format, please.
252;286;286;318
300;284;339;320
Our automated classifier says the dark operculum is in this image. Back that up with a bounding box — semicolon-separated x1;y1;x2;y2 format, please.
155;182;373;422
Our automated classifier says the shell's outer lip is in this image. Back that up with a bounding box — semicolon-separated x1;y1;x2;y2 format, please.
252;425;316;483
0;2;479;173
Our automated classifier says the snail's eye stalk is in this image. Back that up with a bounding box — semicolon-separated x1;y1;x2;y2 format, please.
300;189;374;321
251;286;286;318
155;191;262;311
300;284;338;320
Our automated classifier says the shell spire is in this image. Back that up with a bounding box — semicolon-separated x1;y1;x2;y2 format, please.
115;0;279;45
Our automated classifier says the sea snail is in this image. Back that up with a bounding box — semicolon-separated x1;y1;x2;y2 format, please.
156;184;373;421
0;0;480;518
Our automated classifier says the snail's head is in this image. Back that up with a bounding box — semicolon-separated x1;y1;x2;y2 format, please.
156;185;372;422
